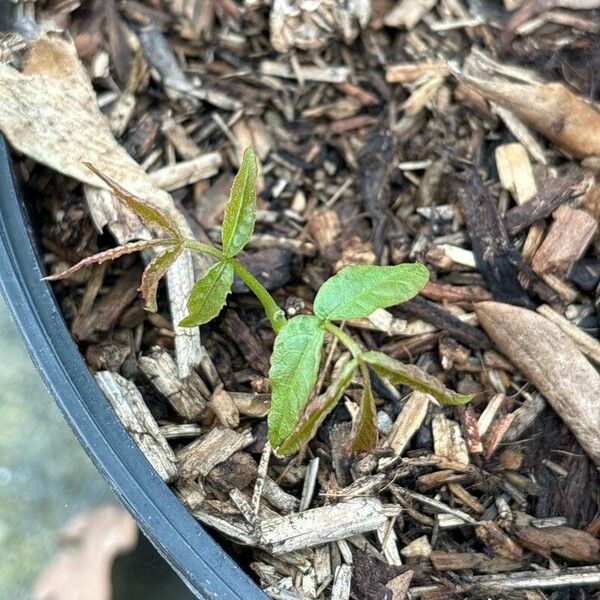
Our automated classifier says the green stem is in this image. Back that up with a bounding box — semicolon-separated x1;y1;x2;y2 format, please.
322;321;362;358
183;239;286;333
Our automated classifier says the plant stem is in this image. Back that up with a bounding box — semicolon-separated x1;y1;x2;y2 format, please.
183;239;286;333
322;321;362;358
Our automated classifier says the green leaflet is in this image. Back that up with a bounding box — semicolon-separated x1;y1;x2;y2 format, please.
350;367;378;453
275;358;357;456
360;351;472;405
222;148;257;257
179;261;234;327
313;263;429;321
268;315;325;450
140;244;183;312
84;163;182;239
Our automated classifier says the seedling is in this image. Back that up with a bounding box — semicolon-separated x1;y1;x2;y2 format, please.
48;148;472;456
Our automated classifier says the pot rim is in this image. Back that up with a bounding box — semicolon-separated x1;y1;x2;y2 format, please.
0;137;267;600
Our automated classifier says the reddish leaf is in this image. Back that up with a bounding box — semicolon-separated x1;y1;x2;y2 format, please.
85;163;183;238
140;244;184;312
44;239;168;281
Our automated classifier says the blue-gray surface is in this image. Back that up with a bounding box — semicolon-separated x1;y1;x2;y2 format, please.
0;296;114;598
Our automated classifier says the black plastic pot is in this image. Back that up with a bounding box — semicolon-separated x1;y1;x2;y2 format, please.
0;137;267;600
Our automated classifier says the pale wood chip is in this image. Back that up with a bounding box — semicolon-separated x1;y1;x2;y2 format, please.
95;371;178;482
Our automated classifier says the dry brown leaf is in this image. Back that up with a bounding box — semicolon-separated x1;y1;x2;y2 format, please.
32;504;138;600
0;35;209;376
476;301;600;466
456;71;600;158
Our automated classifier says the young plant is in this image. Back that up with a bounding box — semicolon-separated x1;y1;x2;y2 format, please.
48;149;472;456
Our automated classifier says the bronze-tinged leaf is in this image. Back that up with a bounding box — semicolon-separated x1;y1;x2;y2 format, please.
275;358;358;456
84;163;183;239
140;244;184;312
360;351;472;406
43;239;169;281
476;301;600;467
350;369;378;453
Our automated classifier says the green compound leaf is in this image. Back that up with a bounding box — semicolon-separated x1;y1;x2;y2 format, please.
140;244;183;312
313;263;429;321
360;351;472;406
268;315;325;450
222;148;257;257
179;261;234;327
84;163;183;239
275;358;357;456
350;369;378;453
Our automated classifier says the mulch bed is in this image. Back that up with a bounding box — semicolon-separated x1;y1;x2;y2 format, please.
4;0;600;598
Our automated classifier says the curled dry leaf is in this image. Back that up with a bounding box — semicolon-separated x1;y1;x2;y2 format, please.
0;35;209;376
476;301;600;466
456;71;600;158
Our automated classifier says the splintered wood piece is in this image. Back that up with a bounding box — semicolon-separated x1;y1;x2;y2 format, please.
138;347;208;421
193;508;258;546
347;309;408;337
229;392;270;417
177;426;254;480
299;457;320;512
476;521;523;560
495;142;542;261
484;412;516;460
262;478;299;513
385;571;413;599
537;305;600;364
386;62;449;83
532;205;597;275
209;385;240;428
380;392;431;467
384;0;438;28
448;483;485;515
458;405;483;456
259;498;387;554
260;61;350;83
420;281;493;303
477;393;506;437
95;371;178;482
175;478;205;511
149;152;222;191
400;535;431;558
495;143;537;204
72;266;142;341
432;413;470;465
377;520;402;566
476;301;600;466
467;566;600;594
252;442;271;514
308;209;342;263
330;564;352;600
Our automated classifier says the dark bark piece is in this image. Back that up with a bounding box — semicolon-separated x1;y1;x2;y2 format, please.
452;170;534;307
567;257;600;292
72;265;142;341
504;172;585;236
85;329;132;372
220;310;270;376
401;296;491;350
206;451;258;493
358;131;409;260
352;550;400;600
232;249;293;293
